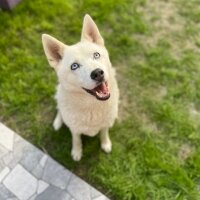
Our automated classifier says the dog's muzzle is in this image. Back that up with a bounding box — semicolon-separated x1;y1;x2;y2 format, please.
83;81;110;101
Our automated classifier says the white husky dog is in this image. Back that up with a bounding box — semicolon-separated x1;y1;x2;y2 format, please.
42;14;119;161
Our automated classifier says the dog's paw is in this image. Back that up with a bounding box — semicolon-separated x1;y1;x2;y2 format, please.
71;149;82;161
53;116;62;131
101;141;112;153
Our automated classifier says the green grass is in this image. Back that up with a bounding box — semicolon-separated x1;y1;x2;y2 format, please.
1;0;200;199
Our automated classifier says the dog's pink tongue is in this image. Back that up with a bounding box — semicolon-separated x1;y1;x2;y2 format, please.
100;82;108;94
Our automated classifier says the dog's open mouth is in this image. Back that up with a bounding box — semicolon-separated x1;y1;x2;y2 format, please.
83;82;110;101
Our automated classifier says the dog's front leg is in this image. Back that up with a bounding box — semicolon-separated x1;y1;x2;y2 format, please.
53;111;63;131
71;133;82;161
100;128;112;153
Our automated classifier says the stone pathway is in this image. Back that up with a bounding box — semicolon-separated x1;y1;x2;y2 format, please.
0;123;110;200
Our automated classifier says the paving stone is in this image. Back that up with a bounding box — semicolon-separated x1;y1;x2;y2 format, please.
37;180;49;194
5;138;29;169
42;157;72;189
13;135;29;157
28;194;37;200
14;134;23;143
67;175;91;200
93;196;110;200
32;164;44;179
0;160;5;172
0;167;10;182
0;123;110;200
2;152;13;165
0;144;9;159
20;146;43;172
0;123;14;151
3;164;38;200
90;187;102;199
39;155;48;168
0;184;16;199
3;152;22;169
35;186;71;200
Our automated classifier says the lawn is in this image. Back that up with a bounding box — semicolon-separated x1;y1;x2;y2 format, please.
1;0;200;199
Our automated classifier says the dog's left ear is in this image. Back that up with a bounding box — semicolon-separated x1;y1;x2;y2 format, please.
81;14;104;46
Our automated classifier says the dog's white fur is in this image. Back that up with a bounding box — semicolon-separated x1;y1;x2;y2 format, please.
42;14;119;161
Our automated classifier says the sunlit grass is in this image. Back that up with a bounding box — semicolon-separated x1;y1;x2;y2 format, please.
0;0;200;199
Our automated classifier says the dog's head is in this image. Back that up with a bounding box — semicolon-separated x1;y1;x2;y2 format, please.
42;14;111;101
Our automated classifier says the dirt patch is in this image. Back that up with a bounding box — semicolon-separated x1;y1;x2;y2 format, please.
139;113;158;133
118;91;131;122
116;69;159;133
138;0;184;45
178;143;194;163
137;0;200;56
115;65;130;121
155;86;168;101
188;103;200;119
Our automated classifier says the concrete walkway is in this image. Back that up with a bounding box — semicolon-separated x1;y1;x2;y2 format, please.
0;123;110;200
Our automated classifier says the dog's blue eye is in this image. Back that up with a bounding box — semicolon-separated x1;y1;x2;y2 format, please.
94;52;100;59
71;63;80;70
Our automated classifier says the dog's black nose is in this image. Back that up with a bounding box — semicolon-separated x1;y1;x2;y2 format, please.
90;68;104;82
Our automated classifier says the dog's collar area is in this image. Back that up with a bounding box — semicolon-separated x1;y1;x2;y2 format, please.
83;81;110;101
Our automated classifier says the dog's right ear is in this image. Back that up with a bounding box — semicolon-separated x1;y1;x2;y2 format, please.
42;34;65;68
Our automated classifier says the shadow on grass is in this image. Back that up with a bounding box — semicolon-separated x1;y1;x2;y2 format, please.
41;123;103;171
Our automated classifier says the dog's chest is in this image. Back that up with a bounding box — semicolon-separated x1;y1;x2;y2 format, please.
63;103;112;127
59;97;115;135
